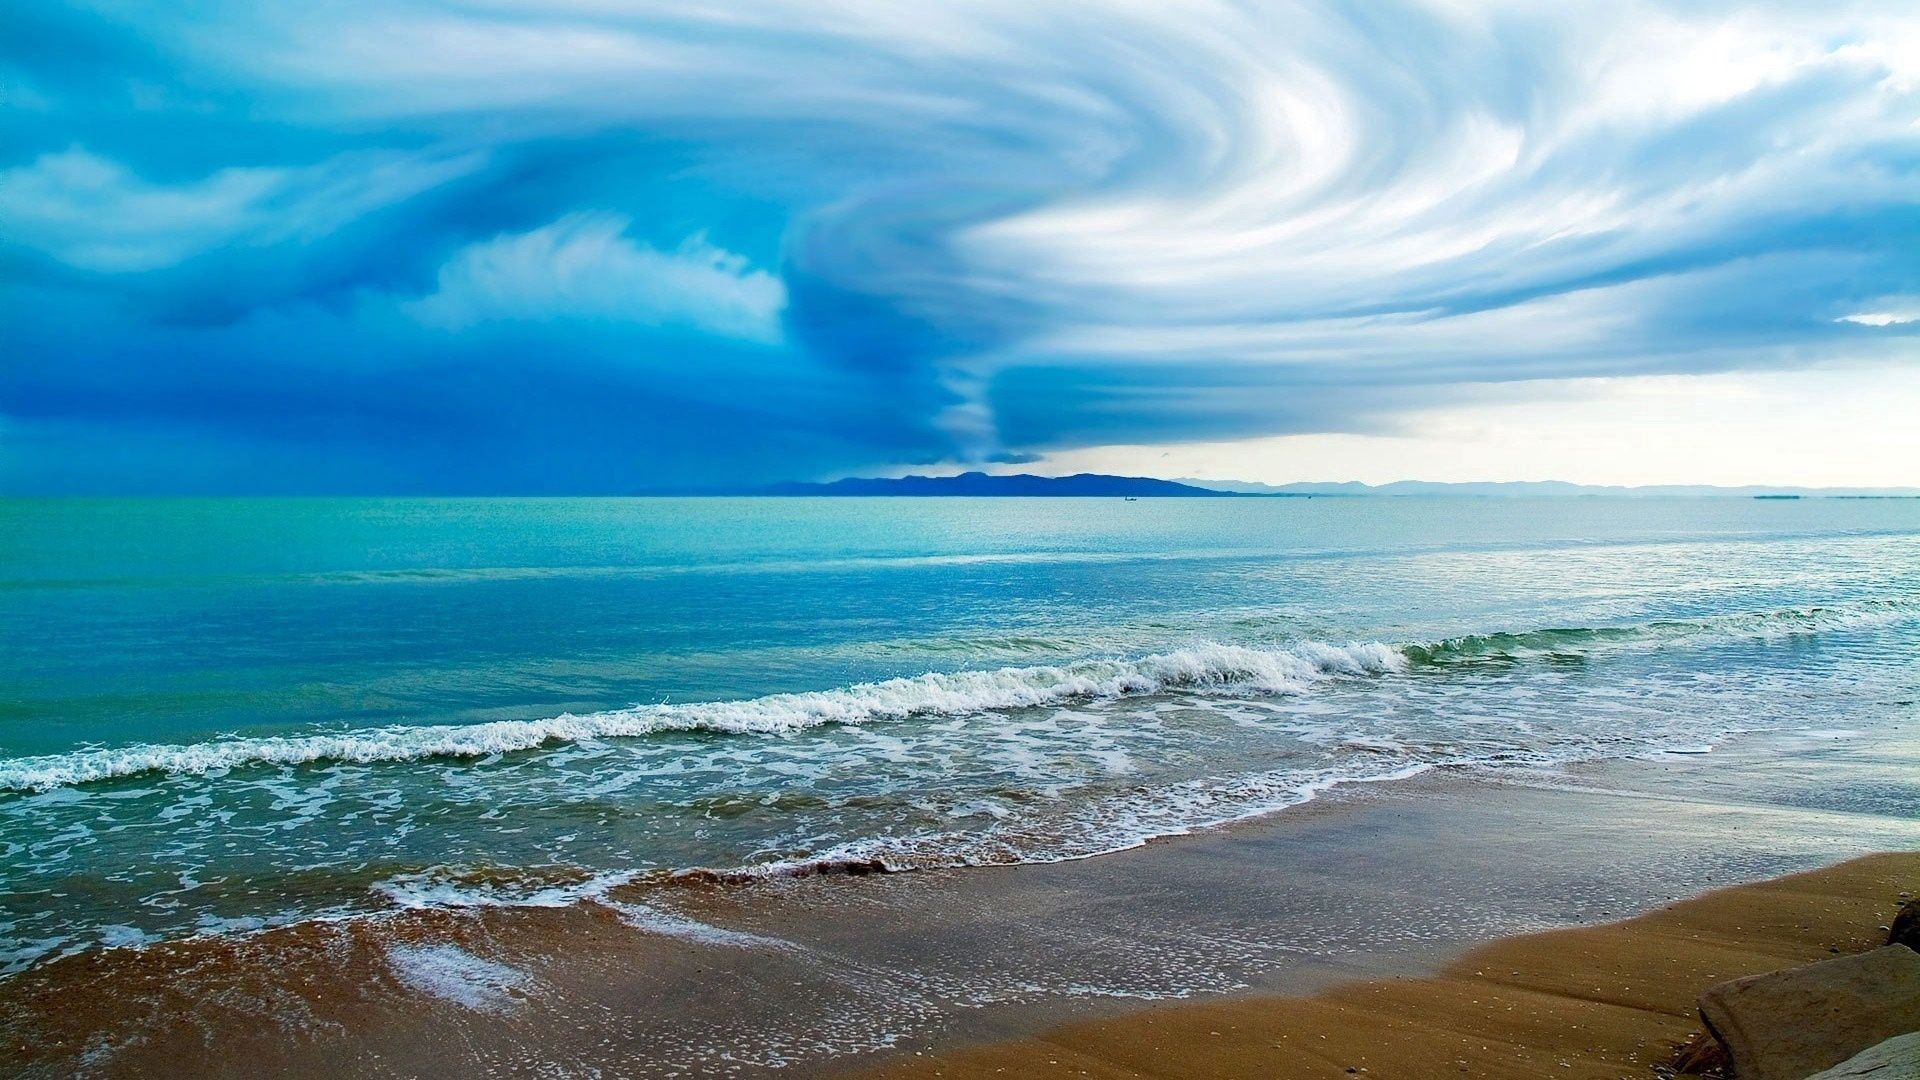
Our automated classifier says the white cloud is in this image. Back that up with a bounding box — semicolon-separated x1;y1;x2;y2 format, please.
1837;311;1918;327
404;213;786;342
0;147;479;272
0;149;286;272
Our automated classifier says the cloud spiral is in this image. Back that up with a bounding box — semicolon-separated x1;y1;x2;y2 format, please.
2;0;1916;489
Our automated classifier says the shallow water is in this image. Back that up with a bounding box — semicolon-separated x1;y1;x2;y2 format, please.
3;496;1918;975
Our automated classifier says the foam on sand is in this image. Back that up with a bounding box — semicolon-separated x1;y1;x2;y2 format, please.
383;943;530;1012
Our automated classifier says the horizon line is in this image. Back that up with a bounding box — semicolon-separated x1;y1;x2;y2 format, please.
10;476;1920;498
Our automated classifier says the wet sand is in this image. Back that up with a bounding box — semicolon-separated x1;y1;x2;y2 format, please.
865;851;1920;1080
4;731;1917;1078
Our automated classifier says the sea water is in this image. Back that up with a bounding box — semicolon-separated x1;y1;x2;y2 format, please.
2;496;1917;974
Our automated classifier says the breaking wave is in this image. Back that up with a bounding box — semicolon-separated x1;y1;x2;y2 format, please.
0;641;1403;792
3;601;1908;794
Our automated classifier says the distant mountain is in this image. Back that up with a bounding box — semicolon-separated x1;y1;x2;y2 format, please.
760;472;1234;496
1177;479;1920;498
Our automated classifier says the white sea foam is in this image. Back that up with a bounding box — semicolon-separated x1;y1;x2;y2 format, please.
0;640;1405;792
670;759;1451;888
373;867;640;911
384;943;530;1012
600;900;800;951
372;868;801;950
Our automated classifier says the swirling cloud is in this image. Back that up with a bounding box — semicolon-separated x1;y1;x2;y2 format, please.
1;0;1915;489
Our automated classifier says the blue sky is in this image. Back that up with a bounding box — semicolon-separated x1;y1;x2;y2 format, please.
3;1;1918;492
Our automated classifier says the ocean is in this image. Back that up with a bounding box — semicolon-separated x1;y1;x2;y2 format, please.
3;495;1918;978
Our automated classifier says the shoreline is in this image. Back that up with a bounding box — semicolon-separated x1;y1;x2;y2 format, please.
4;735;1917;1078
862;852;1920;1080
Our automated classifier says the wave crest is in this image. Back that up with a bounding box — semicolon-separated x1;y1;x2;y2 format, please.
0;641;1403;792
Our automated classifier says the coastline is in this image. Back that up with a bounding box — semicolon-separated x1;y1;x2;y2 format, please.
863;851;1920;1080
4;728;1917;1078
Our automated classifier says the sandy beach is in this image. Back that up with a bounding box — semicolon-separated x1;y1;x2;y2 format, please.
865;852;1919;1080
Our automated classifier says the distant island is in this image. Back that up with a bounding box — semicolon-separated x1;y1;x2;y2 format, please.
727;473;1920;498
757;472;1233;497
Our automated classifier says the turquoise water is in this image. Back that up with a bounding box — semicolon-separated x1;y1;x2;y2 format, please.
3;496;1918;974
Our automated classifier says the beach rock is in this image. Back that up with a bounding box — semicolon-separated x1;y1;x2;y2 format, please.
1698;946;1920;1080
1890;898;1920;950
1806;1032;1920;1080
1668;1030;1730;1075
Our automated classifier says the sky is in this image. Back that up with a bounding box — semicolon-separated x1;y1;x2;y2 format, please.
3;1;1918;493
